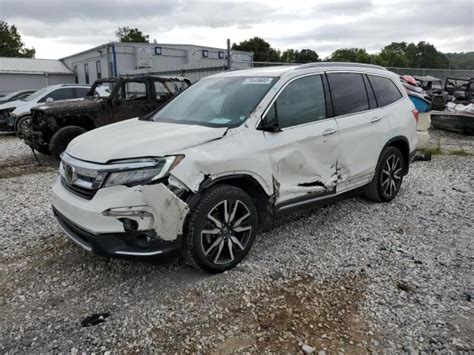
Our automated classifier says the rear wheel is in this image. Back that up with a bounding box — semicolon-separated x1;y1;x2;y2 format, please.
49;126;86;158
364;146;404;202
184;185;258;273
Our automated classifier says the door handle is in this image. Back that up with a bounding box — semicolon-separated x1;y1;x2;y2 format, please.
322;128;337;136
371;116;383;123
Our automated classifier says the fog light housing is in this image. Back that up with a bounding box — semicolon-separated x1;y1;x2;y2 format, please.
136;234;152;248
120;218;139;232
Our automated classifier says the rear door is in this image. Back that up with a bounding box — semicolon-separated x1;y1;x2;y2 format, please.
39;88;77;103
262;74;339;207
326;72;391;193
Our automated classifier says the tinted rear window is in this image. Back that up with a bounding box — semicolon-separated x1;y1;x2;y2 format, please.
76;88;90;98
327;73;369;116
368;75;402;107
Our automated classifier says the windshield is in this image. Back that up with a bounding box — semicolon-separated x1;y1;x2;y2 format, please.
151;76;278;127
21;86;51;102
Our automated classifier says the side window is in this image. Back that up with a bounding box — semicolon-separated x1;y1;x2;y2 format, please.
75;87;89;98
368;75;402;107
96;61;102;79
84;63;89;84
327;73;369;116
363;75;377;109
118;81;147;101
154;81;171;100
73;65;78;83
267;75;326;129
40;88;76;102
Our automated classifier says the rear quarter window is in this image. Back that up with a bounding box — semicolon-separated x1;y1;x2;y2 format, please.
75;88;90;98
327;73;369;116
368;75;403;107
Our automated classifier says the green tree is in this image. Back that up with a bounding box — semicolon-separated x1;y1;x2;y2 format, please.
416;41;448;68
281;49;298;63
115;27;149;43
380;41;448;68
376;48;409;67
232;37;280;62
445;52;474;69
0;21;35;58
295;49;319;63
330;48;371;63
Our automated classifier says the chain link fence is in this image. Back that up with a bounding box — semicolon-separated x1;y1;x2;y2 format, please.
128;61;474;83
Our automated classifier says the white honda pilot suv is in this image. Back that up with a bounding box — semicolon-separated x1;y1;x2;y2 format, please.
52;63;417;273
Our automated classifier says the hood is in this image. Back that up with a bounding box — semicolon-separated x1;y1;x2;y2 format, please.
32;97;99;115
0;99;23;111
67;118;228;163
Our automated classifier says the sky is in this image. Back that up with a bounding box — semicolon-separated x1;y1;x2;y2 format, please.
1;0;473;59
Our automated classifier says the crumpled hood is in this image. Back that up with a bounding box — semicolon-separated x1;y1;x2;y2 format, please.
32;98;99;114
67;118;228;163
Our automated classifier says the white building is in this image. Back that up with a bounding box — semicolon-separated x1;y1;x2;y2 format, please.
0;42;253;94
0;57;74;95
60;42;253;84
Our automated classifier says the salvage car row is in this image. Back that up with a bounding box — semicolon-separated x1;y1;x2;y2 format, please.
0;75;191;156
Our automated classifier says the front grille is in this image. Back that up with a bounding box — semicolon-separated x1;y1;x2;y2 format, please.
61;178;97;200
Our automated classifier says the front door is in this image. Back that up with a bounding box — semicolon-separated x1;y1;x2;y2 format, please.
262;74;338;208
113;79;155;122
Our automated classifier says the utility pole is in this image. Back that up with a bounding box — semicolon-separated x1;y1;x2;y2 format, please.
226;39;231;70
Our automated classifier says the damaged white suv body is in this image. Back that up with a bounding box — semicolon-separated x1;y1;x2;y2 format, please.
52;63;417;273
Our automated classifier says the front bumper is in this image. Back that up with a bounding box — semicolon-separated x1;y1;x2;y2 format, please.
53;207;182;257
0;114;15;132
51;177;190;258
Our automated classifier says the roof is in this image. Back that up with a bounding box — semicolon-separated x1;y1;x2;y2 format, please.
0;57;73;75
211;62;390;78
60;41;252;60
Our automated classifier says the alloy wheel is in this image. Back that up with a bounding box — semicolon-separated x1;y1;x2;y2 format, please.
19;117;32;138
200;199;252;265
381;154;402;198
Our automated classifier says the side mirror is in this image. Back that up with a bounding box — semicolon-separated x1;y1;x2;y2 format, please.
45;97;54;103
258;117;281;132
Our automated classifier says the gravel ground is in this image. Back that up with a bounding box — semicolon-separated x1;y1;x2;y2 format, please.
0;130;473;353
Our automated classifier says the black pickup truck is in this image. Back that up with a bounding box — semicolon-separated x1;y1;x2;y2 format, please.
23;75;191;157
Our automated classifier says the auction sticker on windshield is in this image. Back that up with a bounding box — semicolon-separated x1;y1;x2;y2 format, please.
243;78;273;85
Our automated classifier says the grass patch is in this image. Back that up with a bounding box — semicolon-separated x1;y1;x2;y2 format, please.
418;146;443;156
448;149;473;157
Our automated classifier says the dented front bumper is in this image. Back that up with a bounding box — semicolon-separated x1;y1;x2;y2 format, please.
51;177;189;257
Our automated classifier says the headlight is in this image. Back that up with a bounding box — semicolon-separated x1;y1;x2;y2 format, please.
103;155;184;188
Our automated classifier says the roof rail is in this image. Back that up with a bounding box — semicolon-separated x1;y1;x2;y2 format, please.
295;62;387;71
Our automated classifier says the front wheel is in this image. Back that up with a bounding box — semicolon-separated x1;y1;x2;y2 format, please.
49;126;86;158
15;115;32;139
364;146;405;202
184;185;258;273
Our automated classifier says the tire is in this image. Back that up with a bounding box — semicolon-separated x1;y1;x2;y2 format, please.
15;115;32;139
183;184;258;273
49;126;86;158
364;146;405;202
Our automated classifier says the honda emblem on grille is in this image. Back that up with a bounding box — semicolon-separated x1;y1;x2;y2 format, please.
64;164;77;185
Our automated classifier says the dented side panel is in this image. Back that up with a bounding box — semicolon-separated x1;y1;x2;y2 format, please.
171;125;275;196
261;119;339;204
